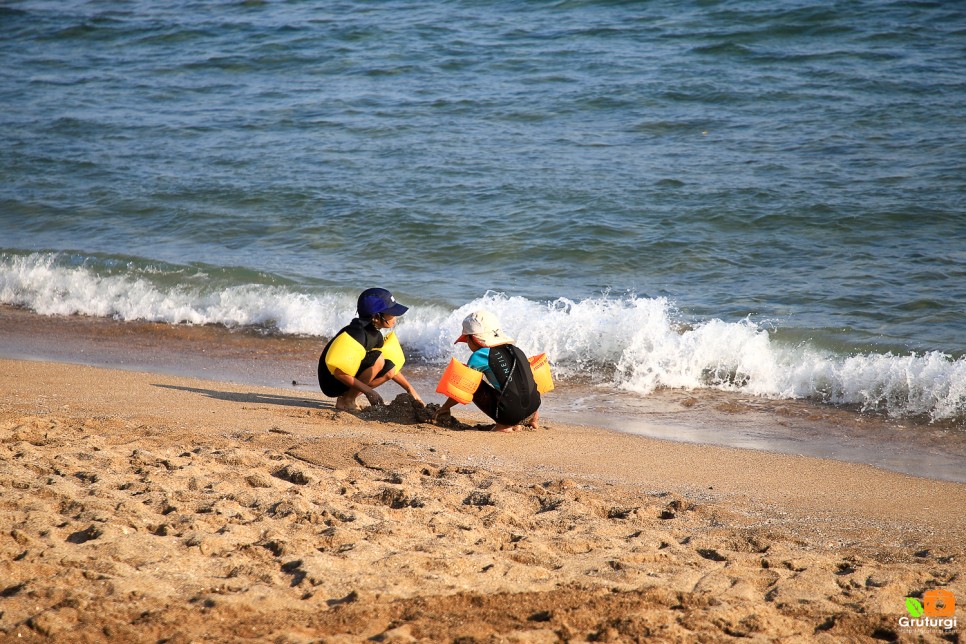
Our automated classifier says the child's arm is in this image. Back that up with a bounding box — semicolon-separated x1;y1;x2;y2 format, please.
391;371;424;407
333;369;384;406
432;396;459;422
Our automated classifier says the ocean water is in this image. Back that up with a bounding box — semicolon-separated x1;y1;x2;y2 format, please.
1;0;964;425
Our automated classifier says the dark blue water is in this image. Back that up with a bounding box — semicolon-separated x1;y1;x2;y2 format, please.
1;0;964;422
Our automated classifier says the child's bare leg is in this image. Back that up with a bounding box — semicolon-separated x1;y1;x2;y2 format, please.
352;357;391;406
335;391;362;411
368;370;395;389
521;411;539;429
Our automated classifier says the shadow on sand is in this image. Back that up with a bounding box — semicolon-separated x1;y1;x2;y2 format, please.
154;384;331;411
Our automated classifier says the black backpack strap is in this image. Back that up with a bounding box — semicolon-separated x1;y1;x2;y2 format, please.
493;345;539;424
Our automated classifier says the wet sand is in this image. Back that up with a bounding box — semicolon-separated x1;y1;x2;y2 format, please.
1;353;964;642
1;305;964;483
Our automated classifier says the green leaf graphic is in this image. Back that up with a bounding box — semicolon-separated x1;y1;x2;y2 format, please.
905;598;924;618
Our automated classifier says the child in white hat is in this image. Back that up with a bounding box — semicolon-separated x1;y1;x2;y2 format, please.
433;310;540;432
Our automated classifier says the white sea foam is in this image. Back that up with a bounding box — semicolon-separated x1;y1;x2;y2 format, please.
2;252;963;422
0;252;356;334
438;292;963;420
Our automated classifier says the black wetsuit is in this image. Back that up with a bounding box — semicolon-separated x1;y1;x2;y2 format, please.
317;318;393;397
472;344;541;425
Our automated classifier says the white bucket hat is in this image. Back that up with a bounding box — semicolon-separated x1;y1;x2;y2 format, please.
454;310;514;347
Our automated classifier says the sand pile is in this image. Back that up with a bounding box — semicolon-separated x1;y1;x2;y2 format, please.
358;393;490;432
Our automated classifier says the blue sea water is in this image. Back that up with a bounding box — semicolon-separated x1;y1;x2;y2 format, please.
1;0;964;424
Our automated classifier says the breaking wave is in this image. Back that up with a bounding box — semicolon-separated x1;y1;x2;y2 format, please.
2;251;963;423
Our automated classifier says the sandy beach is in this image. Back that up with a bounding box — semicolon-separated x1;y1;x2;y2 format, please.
1;357;963;642
4;1;965;640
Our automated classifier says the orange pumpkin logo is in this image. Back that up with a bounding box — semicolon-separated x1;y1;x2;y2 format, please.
923;589;956;618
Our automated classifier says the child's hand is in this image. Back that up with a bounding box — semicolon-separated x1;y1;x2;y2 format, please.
432;407;451;423
412;394;425;408
365;390;384;406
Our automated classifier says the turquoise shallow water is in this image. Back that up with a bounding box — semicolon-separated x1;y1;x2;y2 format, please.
1;0;964;423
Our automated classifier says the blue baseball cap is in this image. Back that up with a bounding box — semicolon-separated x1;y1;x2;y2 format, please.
357;288;409;318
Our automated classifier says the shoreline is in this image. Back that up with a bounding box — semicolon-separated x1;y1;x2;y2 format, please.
1;357;963;641
1;305;964;483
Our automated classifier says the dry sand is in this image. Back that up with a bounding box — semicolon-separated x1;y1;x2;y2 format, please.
1;357;963;643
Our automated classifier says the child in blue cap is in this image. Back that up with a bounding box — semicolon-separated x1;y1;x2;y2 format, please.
318;288;425;411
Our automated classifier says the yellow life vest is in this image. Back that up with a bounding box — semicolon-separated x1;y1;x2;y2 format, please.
377;331;405;370
325;329;406;377
324;331;367;376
